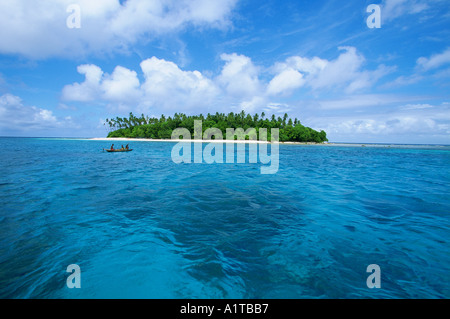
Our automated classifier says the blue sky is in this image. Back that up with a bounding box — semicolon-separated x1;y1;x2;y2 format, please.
0;0;449;143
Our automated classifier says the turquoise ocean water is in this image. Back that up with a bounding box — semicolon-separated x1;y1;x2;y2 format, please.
0;137;449;298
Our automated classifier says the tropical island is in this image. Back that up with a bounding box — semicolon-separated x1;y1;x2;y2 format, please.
105;111;328;143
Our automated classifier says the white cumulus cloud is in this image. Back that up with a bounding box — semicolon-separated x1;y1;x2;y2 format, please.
0;0;238;59
62;56;220;114
62;64;103;102
102;66;142;103
218;53;261;98
61;48;394;116
268;47;392;95
267;68;305;96
140;56;219;112
0;93;75;134
306;101;450;143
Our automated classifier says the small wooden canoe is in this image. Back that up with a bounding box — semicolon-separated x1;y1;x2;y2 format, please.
105;149;133;152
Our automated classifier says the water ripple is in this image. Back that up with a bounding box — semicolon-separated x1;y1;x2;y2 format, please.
0;138;449;298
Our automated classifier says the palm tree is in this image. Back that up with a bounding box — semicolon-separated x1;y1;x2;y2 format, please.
141;113;147;125
115;117;123;129
283;113;288;127
123;117;130;129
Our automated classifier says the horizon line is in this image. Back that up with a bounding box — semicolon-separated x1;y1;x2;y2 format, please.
0;136;449;147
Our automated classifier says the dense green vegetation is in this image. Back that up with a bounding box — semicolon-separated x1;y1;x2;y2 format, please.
105;111;328;143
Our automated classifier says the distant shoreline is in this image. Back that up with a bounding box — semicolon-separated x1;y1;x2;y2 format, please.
89;137;449;149
1;137;448;148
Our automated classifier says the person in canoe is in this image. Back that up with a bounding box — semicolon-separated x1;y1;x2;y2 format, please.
126;144;129;150
110;144;114;151
121;145;125;150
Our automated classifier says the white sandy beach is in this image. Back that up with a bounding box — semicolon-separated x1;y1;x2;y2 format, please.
91;137;272;144
90;137;332;145
90;137;349;146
